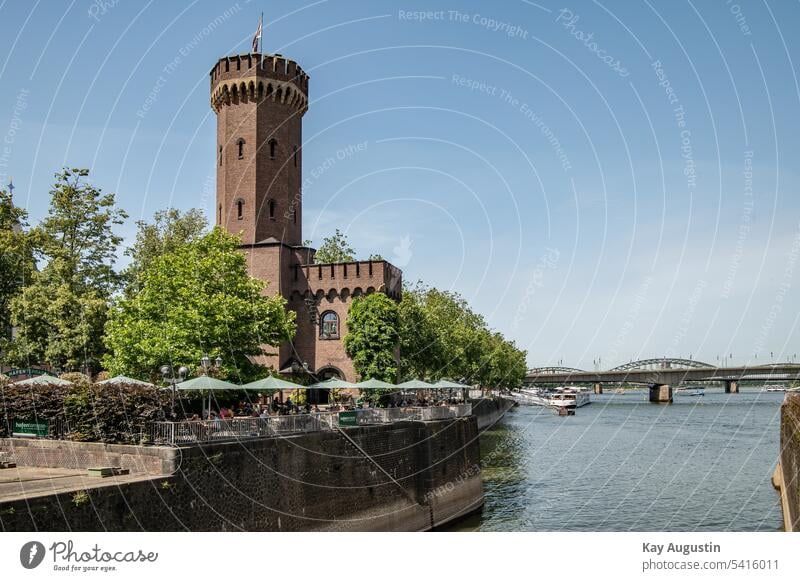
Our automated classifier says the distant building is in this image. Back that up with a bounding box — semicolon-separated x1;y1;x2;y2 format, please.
209;51;402;394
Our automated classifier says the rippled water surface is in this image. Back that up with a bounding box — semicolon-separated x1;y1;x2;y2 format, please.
448;389;785;531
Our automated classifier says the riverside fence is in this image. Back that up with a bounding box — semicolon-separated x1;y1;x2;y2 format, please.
149;404;473;445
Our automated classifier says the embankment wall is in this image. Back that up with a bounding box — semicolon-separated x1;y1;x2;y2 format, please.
0;417;482;532
471;396;515;431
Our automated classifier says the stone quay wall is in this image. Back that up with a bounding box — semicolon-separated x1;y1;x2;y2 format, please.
777;393;800;531
471;396;515;431
0;438;176;476
0;417;482;532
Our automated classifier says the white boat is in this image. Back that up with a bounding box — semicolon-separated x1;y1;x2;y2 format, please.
514;386;591;409
762;385;790;392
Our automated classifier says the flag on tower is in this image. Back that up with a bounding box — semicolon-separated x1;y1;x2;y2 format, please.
252;14;262;52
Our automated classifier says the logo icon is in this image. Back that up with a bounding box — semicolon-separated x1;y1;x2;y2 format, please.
20;541;45;569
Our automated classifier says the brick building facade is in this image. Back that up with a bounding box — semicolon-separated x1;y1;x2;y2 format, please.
210;52;402;386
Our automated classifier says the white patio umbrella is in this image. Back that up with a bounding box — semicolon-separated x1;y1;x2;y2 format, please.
355;378;395;390
307;377;356;389
13;374;73;387
96;375;155;388
396;379;434;390
176;376;241;418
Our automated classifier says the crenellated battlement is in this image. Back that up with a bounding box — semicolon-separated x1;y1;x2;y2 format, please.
210;53;309;113
292;260;403;301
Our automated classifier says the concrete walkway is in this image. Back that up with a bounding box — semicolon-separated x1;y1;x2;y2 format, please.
0;466;159;503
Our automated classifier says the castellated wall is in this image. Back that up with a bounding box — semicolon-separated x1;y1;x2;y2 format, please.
0;418;483;532
241;242;403;379
290;260;403;380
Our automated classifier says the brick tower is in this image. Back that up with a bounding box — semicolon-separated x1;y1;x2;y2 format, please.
210;53;308;245
211;51;402;388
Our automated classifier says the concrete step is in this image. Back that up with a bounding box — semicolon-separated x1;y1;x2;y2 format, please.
87;467;130;478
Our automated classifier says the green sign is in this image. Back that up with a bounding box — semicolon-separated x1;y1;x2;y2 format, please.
338;411;359;427
12;419;48;438
6;368;48;378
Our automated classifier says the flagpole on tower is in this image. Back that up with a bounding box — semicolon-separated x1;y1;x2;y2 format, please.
252;13;263;54
260;12;263;53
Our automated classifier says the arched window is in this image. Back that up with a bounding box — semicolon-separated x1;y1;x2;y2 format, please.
269;139;277;159
268;199;276;219
320;311;339;339
237;138;245;159
236;199;244;220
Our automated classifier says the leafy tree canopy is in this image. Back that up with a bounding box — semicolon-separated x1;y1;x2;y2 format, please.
312;228;356;263
123;207;207;294
0;189;36;340
7;169;126;370
37;169;127;295
398;282;527;389
104;227;296;383
344;293;400;384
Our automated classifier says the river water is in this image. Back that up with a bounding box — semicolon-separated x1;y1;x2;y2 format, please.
448;388;785;531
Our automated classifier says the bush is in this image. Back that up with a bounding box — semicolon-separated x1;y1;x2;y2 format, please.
59;372;92;389
1;381;168;443
0;382;72;438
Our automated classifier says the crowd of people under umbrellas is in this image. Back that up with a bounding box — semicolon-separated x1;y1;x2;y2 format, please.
185;391;464;421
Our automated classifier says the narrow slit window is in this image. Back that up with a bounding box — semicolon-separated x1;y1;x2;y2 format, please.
236;199;244;220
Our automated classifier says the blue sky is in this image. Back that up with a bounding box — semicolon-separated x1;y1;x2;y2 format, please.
1;0;798;369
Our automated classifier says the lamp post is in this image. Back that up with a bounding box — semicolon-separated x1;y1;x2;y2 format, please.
291;360;310;404
199;354;223;418
160;365;188;419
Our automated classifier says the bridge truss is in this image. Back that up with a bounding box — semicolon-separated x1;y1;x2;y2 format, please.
527;366;586;375
608;358;715;372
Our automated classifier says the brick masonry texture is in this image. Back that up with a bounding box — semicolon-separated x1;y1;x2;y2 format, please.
211;52;403;380
0;418;483;532
0;438;175;476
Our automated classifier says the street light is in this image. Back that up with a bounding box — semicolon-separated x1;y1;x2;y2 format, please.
161;365;188;419
199;354;222;418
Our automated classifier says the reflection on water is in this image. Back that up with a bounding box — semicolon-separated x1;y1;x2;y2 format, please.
448;389;785;531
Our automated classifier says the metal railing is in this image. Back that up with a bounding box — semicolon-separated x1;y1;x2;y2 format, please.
149;403;472;445
149;413;337;445
352;404;472;424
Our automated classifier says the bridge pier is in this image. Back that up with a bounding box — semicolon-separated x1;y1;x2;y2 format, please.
649;384;673;404
725;380;739;394
593;383;603;395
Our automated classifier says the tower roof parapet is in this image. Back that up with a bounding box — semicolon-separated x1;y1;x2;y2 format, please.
210;52;308;114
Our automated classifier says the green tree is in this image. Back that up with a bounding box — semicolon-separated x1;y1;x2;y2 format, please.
7;169;127;370
398;281;443;380
313;228;355;263
104;227;296;383
397;282;526;388
123;208;207;294
0;189;37;341
344;293;400;383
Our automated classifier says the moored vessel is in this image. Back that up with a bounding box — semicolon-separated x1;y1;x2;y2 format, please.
513;386;591;408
